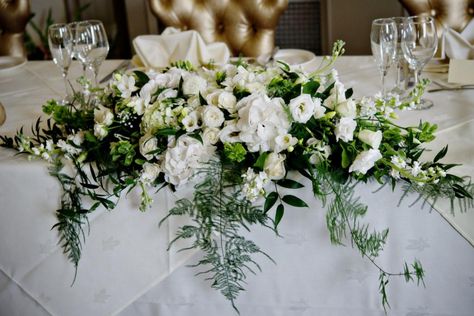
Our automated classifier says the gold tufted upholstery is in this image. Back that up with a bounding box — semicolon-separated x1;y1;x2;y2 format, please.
400;0;474;33
0;0;30;58
148;0;288;57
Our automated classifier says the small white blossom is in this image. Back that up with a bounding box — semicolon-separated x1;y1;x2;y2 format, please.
335;117;356;142
117;74;138;98
274;134;298;153
94;123;108;140
181;111;200;132
242;168;269;202
94;106;114;126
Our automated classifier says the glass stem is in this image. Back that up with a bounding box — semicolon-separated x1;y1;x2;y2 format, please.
381;69;387;99
62;68;71;101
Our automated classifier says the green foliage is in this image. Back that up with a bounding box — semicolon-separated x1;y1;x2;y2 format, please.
224;143;247;163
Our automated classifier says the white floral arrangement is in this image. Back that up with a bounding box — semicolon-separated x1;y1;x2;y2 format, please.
1;42;472;312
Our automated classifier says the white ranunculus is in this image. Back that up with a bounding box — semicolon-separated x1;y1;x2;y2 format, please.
336;99;357;118
217;91;237;112
313;97;326;119
202;127;220;145
181;111;200;132
335;117;356;142
161;135;214;186
264;152;286;180
141;162;161;184
349;149;382;174
94;123;108;140
182;74;207;95
117;74;138;98
288;94;316;123
139;134;159;160
94;106;114;126
202;105;225;128
274;133;298;153
358;129;382;149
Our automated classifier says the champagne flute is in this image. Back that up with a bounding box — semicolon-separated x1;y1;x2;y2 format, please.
371;18;397;100
401;16;437;110
48;23;73;104
74;20;109;87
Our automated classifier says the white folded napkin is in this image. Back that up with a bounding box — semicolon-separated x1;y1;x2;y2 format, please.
441;19;474;59
133;27;231;69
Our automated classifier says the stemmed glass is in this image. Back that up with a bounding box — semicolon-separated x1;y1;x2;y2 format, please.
371;18;398;100
74;20;109;87
68;21;88;77
400;16;438;110
48;23;73;104
390;17;407;96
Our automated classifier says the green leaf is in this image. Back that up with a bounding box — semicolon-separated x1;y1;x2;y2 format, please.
282;195;308;207
341;145;351;169
302;80;320;96
133;70;149;87
253;152;269;170
277;179;304;189
275;204;284;227
264;191;278;213
155;128;177;136
345;88;353;99
433;145;448;163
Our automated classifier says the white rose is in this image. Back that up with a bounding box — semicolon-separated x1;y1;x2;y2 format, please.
358;129;382;149
182;74;207;95
94;123;108;140
313;97;326;119
139;134;159;160
94;106;114;126
203;127;220;145
202;105;225;128
335;117;356;142
181;111;200;132
288;94;316;123
263;152;286;180
141;162;161;184
217;91;237;112
349;149;382;175
336;99;357;118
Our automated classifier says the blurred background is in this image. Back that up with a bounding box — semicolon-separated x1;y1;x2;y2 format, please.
26;0;405;60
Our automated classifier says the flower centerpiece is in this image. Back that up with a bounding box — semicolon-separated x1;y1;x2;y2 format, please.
1;41;472;312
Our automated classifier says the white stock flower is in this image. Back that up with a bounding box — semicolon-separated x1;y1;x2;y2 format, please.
94;124;108;140
336;99;357;118
358;129;382;149
349;149;382;175
202;127;220;145
242;168;269;202
141;162;161;184
181;111;200;132
182;74;207;95
274;134;298;153
94;106;114;126
202;105;225;128
335;117;356;142
139;134;159;160
161;135;214;186
289;94;316;123
263;152;286;180
117;74;138;98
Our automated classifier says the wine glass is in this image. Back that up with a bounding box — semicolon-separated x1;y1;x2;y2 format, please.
390;17;408;96
401;15;438;110
48;23;73;104
68;21;88;77
371;18;398;100
74;20;109;87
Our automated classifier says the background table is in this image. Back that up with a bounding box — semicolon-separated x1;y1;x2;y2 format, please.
0;58;473;316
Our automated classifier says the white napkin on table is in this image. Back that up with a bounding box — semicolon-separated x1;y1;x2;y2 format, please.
133;27;230;69
441;19;474;59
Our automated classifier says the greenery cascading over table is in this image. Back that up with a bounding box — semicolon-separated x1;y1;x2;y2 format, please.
1;42;473;313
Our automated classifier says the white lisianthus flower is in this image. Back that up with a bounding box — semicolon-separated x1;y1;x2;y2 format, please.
141;162;161;184
335;117;356;142
117;74;138;98
164;68;189;88
181;110;200;132
202;105;225;128
313;97;326;119
94;106;114;126
349;149;382;175
324;81;346;110
94;123;108;140
161;135;214;186
202;127;220;145
140;80;159;105
139;134;159;160
336;99;357;118
157;88;178;101
358;129;382;149
263;152;286;180
219;121;240;143
205;90;221;107
274;133;298;153
288;94;316;123
242;167;269;202
217;91;237;112
182;74;207;95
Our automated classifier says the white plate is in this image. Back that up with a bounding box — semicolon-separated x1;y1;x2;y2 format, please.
274;49;318;72
0;56;27;72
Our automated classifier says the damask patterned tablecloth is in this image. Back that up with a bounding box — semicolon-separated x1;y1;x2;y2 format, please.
0;58;473;316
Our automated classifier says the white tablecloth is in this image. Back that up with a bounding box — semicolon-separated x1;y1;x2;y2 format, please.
0;58;473;316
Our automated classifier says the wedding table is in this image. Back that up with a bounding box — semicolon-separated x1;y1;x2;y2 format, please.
0;58;473;316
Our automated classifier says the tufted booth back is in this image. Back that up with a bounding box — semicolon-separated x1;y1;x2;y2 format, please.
148;0;288;57
0;0;30;57
399;0;474;33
